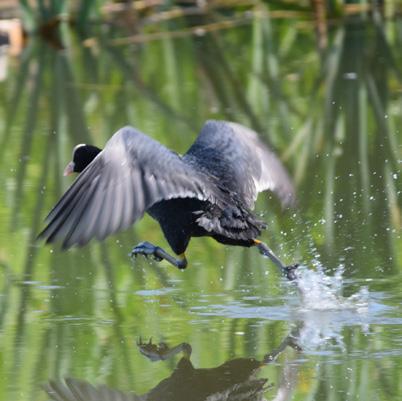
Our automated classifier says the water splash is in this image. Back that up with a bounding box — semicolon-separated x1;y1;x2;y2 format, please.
294;264;369;312
286;265;371;352
295;312;348;352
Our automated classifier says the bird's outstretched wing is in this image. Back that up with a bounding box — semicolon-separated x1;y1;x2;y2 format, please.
45;378;142;401
184;120;295;209
38;126;214;249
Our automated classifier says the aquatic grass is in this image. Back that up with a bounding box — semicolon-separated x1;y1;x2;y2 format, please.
18;0;35;32
14;0;402;38
4;9;399;278
0;8;401;401
11;118;54;398
247;10;266;117
17;0;101;33
0;262;11;330
0;47;33;165
104;42;196;131
261;6;293;141
10;44;44;231
358;82;370;215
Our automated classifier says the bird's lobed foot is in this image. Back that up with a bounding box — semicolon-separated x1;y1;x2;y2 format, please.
284;263;299;281
130;241;163;262
137;337;169;361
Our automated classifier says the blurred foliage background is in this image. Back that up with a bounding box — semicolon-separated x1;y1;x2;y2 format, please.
0;0;401;401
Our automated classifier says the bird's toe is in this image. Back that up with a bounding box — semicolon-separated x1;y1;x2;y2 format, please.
137;337;169;361
284;263;299;281
130;242;163;261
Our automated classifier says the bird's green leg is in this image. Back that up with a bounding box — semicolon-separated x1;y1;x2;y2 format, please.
130;241;187;269
254;239;298;280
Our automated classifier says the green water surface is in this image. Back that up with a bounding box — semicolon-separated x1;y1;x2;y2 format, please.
0;10;401;401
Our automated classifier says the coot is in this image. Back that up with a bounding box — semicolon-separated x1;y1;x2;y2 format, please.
38;120;297;279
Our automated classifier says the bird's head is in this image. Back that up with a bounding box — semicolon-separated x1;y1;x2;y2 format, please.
64;144;102;176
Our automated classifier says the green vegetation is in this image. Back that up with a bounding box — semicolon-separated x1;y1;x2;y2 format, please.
12;0;402;34
0;3;401;401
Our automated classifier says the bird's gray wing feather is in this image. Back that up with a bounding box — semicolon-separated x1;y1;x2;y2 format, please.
184;120;295;209
44;378;143;401
38;126;214;249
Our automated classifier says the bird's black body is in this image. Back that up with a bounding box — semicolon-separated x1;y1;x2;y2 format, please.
38;120;297;276
147;198;209;255
44;331;300;401
147;197;264;255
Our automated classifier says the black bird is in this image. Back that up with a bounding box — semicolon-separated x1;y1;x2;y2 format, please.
44;333;301;401
38;120;297;278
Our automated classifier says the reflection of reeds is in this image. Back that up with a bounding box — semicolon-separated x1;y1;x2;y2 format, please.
10;43;44;230
0;44;32;161
2;7;399;283
0;9;401;401
0;261;11;328
2;7;399;286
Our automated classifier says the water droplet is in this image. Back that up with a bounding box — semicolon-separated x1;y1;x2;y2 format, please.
343;72;357;80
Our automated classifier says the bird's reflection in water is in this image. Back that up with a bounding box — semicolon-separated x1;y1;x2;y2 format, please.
45;329;301;401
